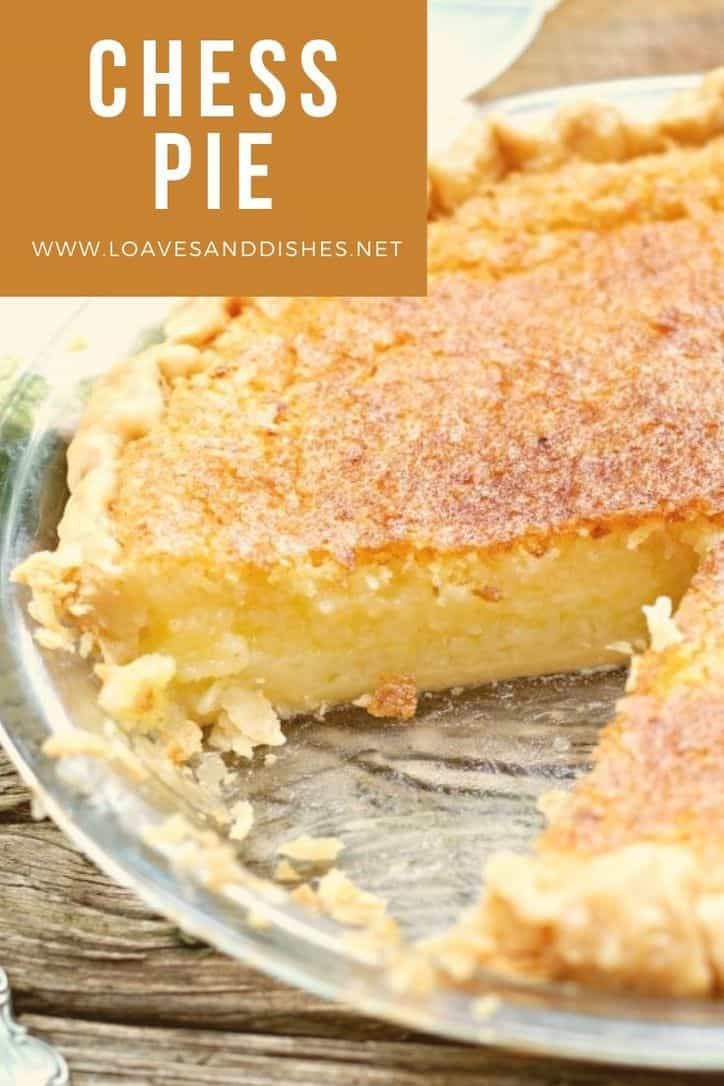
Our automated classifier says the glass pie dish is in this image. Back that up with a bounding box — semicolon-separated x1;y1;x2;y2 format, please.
3;75;724;1072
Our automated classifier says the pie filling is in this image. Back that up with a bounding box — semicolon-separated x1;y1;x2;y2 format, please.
77;518;708;719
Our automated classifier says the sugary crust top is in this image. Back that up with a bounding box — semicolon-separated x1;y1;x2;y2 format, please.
429;133;724;280
111;211;724;567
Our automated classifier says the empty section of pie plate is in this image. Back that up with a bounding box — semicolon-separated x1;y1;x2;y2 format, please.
2;77;724;1071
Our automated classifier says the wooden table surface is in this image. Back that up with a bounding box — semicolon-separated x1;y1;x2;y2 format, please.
4;1;724;1082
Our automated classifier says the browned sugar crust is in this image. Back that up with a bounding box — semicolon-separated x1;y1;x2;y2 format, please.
113;214;724;568
429;134;724;280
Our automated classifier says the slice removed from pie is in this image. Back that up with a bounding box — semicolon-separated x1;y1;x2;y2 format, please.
429;539;724;997
12;74;724;757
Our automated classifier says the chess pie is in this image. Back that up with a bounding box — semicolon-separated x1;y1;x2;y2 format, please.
13;71;724;994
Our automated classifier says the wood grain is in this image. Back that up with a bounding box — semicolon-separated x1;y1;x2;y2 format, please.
16;1016;710;1086
476;0;724;104
0;791;399;1042
4;2;724;1081
0;751;31;817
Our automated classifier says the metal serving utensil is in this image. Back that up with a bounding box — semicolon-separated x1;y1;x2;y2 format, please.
0;969;68;1086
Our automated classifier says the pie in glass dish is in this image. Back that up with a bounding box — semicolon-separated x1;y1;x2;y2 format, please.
13;71;724;995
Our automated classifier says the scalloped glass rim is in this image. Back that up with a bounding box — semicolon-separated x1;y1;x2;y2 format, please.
4;74;724;1072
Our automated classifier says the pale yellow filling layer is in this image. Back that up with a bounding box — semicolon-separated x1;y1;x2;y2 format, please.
101;519;713;716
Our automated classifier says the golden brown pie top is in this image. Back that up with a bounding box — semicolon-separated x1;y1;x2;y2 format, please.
428;135;724;279
112;211;724;569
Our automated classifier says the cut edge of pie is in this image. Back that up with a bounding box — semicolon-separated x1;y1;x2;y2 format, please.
425;539;724;997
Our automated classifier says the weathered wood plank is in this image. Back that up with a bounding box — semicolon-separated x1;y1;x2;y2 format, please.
476;0;724;104
0;749;31;816
0;759;409;1040
19;1016;698;1086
